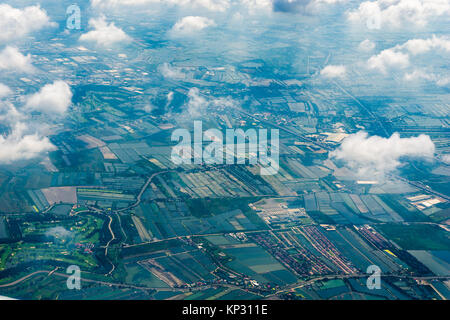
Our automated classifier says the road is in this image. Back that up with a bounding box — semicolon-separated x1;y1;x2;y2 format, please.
115;170;168;213
0;268;256;295
0;270;50;288
394;175;450;201
91;170;169;276
233;107;333;151
2;267;449;299
266;273;450;298
331;80;390;137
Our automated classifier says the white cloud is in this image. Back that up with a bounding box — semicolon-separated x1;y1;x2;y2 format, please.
184;0;229;11
80;16;131;47
0;122;55;164
367;48;409;74
0;83;12;98
186;88;208;117
442;154;450;165
0;101;24;123
367;35;450;81
400;35;450;55
170;16;215;36
167;91;174;106
182;88;236;118
240;0;272;13
0;4;56;42
404;69;435;82
0;46;34;73
0;81;65;163
159;63;185;79
347;0;450;29
143;104;156;113
436;78;450;87
404;69;450;87
320;65;346;78
358;39;375;52
25;81;73;115
330;131;435;179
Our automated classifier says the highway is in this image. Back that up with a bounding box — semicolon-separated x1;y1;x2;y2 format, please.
394;175;450;201
232;107;333;151
266;273;450;298
2;267;449;299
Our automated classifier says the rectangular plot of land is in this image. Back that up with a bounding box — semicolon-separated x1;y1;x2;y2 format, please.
349;194;369;214
41;187;77;204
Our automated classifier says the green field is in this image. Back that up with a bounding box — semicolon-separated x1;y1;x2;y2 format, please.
377;223;450;250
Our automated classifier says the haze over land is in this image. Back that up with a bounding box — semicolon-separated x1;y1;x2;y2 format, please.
0;0;449;300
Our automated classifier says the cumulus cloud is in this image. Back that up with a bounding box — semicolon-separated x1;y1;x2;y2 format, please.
367;48;409;74
358;39;375;52
347;0;450;29
80;16;131;47
186;88;208;118
0;81;67;163
191;0;230;11
170;16;215;36
320;65;346;78
0;4;56;42
159;63;185;79
330;131;435;179
400;35;450;55
0;122;55;164
442;154;450;165
436;78;450;87
367;35;450;82
0;46;34;73
240;0;272;13
25;81;73;115
182;88;236;118
0;101;24;123
404;69;450;87
0;84;12;98
404;69;435;82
